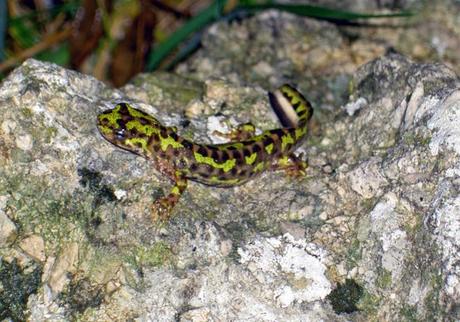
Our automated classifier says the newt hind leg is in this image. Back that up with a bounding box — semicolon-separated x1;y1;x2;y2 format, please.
272;153;308;177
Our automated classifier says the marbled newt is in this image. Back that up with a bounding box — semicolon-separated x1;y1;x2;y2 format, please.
97;84;313;221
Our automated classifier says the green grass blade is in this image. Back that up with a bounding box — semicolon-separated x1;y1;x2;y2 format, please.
0;0;6;61
164;32;202;70
146;0;228;71
239;3;412;19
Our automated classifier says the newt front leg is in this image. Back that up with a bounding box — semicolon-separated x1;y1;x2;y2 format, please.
151;170;188;222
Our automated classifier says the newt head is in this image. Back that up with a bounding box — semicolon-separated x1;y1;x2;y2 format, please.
97;103;161;157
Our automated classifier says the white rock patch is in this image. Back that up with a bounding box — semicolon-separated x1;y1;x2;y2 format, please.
238;233;331;307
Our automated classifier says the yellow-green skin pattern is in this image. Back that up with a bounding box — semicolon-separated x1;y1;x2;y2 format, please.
97;84;313;220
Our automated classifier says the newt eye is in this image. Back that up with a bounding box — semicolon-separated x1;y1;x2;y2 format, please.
115;129;126;140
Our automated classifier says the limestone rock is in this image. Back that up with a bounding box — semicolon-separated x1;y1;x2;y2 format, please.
19;235;46;262
0;210;16;247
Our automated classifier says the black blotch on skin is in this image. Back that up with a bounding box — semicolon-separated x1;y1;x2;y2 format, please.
232;150;245;165
297;109;306;117
232;149;243;160
147;134;158;147
199;171;211;178
130;127;139;136
116;118;126;129
263;137;274;148
220;151;230;162
98;118;108;126
138;117;150;125
182;140;193;149
236;157;245;166
211;149;220;162
197;146;209;157
118;103;129;111
282;92;292;100
243;148;253;157
169;131;179;141
272;128;286;138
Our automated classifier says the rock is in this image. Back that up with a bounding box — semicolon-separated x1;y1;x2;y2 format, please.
0;202;16;247
238;233;331;308
346;157;388;199
0;2;460;321
47;242;79;294
19;235;46;262
179;307;211;322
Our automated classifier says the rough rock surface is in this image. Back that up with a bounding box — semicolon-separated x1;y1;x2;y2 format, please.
1;7;460;322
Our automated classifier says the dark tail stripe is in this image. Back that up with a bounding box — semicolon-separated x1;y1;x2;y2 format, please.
268;84;313;129
268;91;298;128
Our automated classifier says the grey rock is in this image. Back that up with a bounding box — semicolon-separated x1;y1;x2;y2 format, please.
0;205;17;247
19;234;46;262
